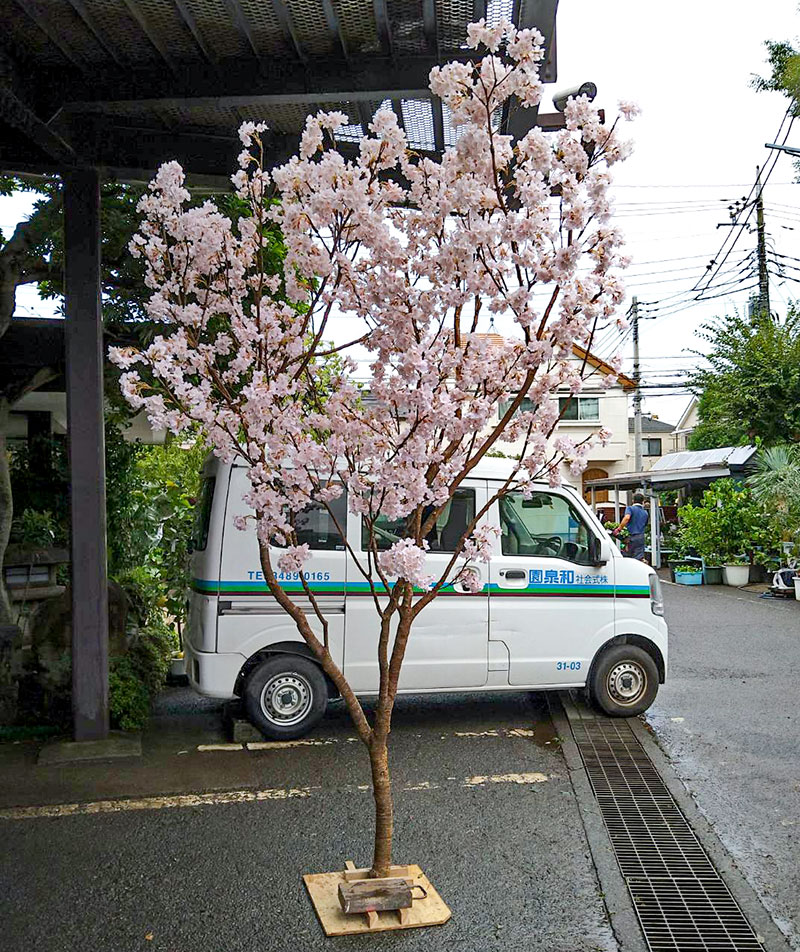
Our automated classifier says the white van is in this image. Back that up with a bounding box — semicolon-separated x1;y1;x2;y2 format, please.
185;457;667;738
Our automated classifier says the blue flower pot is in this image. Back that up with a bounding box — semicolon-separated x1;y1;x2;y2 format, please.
675;571;703;585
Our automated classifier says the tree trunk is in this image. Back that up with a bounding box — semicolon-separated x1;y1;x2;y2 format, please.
369;734;393;877
0;400;12;626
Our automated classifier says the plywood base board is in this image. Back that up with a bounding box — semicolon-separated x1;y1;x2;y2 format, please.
303;864;451;936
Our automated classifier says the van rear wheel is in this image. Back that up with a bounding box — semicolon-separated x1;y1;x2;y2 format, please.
244;655;328;740
589;644;658;717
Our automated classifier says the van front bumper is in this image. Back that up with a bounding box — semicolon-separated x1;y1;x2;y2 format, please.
184;640;244;700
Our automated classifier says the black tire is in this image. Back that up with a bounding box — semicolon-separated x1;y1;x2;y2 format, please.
589;644;659;717
244;654;328;740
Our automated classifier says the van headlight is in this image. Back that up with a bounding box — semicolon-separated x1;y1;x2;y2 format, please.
649;573;665;616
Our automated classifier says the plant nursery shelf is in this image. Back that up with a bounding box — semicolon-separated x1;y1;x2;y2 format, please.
303;862;451;936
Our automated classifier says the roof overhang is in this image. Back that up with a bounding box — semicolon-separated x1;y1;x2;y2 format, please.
0;0;561;184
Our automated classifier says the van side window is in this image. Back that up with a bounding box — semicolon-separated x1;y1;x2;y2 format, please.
292;492;348;551
192;477;216;551
499;492;592;563
362;489;476;552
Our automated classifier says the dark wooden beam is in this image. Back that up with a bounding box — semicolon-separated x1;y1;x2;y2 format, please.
12;0;87;73
355;101;373;136
373;0;392;55
121;0;179;74
64;0;125;67
59;56;463;112
431;97;445;153
63;166;109;742
171;0;218;65
422;0;437;54
269;0;306;63
221;0;267;66
503;0;558;141
0;84;76;164
320;0;349;60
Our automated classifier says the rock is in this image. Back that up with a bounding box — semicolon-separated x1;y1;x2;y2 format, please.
19;582;132;725
0;624;23;725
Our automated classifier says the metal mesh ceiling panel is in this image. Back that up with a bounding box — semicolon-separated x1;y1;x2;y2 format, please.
134;0;205;60
401;98;435;151
387;0;427;53
437;0;473;52
334;0;380;56
0;5;63;65
17;1;109;65
485;0;514;26
285;0;337;55
239;0;290;55
238;101;358;134
81;0;159;61
186;0;253;59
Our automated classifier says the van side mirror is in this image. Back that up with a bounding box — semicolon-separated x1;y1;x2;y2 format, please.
588;534;610;566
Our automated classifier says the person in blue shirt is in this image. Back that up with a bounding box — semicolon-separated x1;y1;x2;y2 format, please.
614;492;649;560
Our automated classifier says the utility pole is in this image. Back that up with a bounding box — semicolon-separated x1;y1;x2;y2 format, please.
632;296;642;473
755;167;770;320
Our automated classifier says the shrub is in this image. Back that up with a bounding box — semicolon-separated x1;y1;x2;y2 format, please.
109;621;176;731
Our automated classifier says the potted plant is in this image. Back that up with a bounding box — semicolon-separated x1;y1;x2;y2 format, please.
678;480;765;588
701;555;723;585
673;564;703;586
721;558;749;586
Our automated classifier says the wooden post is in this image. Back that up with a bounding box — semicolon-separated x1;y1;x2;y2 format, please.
64;167;109;741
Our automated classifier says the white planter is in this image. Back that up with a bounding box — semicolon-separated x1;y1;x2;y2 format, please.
723;564;750;587
794;577;800;601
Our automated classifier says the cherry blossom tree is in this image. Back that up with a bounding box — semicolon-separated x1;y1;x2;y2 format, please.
111;19;636;878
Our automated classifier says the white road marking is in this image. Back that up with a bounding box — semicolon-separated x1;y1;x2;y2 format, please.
196;727;542;754
464;772;550;786
0;768;555;821
0;787;313;820
246;739;336;750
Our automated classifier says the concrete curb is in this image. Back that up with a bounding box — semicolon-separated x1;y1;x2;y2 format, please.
547;694;647;952
628;716;793;952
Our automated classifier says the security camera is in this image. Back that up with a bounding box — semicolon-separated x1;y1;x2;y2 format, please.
552;82;598;113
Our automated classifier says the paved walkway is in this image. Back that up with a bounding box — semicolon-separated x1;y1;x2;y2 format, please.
648;581;800;950
0;691;616;952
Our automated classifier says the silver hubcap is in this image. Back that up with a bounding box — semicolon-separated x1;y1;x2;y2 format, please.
260;673;313;726
607;661;647;706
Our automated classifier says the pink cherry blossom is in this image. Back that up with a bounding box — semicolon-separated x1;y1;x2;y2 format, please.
111;20;635;770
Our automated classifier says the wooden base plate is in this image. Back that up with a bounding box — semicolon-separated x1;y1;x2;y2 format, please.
303;864;451;936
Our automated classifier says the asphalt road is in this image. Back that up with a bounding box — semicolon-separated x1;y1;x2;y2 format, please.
648;582;800;950
0;692;615;952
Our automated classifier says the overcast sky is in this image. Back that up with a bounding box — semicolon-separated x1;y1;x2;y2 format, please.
3;1;800;425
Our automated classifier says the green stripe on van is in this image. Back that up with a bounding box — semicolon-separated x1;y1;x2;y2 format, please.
191;578;650;598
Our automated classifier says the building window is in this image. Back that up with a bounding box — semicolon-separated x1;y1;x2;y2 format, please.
641;438;662;457
558;396;600;422
498;397;536;419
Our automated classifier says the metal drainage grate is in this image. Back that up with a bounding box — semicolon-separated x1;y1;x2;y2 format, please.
570;716;763;952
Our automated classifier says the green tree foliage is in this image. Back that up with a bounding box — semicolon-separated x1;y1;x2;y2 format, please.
688;308;800;449
747;445;800;555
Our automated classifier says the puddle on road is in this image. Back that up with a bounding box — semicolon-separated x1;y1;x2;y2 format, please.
527;718;562;749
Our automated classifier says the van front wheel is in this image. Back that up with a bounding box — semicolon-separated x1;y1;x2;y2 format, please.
244;655;328;740
589;644;658;717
